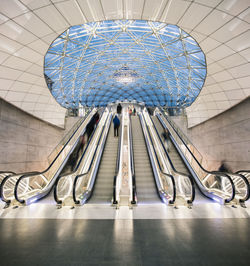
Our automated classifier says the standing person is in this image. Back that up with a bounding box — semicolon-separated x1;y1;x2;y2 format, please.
94;111;99;124
162;129;171;152
77;134;86;158
86;111;99;141
133;107;136;116
147;107;152;115
215;161;230;189
218;161;230;172
117;103;122;116
68;149;78;171
113;115;120;137
69;134;86;171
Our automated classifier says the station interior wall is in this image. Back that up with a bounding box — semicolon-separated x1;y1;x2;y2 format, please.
0;97;78;173
172;97;250;172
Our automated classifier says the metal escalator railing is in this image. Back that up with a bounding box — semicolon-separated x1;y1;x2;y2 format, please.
73;114;112;205
1;171;40;204
0;113;92;205
0;171;15;187
129;115;136;204
148;113;195;204
157;109;236;204
235;170;250;202
158;110;249;203
0;172;15;204
54;109;108;205
113;118;123;205
47;115;89;164
11;110;96;205
0;171;40;204
224;173;249;203
0;171;15;179
236;170;250;183
160;111;203;165
139;112;176;204
53;126;96;205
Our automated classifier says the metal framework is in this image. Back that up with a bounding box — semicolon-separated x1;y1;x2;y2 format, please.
44;20;206;108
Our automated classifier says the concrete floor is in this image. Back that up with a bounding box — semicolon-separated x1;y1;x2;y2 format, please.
0;218;250;265
1;193;250;265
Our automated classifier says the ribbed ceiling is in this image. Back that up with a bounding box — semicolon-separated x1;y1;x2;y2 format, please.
44;20;206;108
0;0;249;127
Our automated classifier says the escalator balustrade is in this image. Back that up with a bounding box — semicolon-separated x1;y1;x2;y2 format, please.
0;109;96;207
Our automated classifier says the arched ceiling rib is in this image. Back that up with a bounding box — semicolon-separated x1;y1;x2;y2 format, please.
44;20;206;108
0;0;249;127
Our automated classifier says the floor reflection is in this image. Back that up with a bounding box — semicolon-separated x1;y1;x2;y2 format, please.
0;219;250;265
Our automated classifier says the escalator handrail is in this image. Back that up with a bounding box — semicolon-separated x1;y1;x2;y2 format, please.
47;109;91;170
15;110;103;204
148;113;195;203
21;110;93;179
139;113;176;204
150;114;192;177
13;111;94;203
73;113;112;204
0;171;16;175
15;111;99;204
158;109;233;177
236;170;250;174
113;117;123;205
74;109;105;171
233;173;250;202
129;115;136;204
158;110;236;203
162;109;202;158
47;113;90;161
0;171;41;203
2;112;89;203
235;170;250;201
54;110;105;204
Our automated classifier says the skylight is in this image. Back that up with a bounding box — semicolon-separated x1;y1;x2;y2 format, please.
44;20;206;108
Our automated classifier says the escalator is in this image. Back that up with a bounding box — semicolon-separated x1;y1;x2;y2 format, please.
152;116;208;203
131;116;160;203
0;109;97;206
87;120;119;204
55;109;113;206
156;109;250;205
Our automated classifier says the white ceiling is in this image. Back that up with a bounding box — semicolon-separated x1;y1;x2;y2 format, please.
0;0;249;127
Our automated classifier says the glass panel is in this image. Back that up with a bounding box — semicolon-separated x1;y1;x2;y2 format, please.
44;20;206;108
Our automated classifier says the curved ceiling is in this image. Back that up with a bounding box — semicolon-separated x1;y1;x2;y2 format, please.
44;20;206;108
0;0;249;128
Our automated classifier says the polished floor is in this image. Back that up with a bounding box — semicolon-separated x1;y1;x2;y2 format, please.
0;218;250;265
1;196;250;265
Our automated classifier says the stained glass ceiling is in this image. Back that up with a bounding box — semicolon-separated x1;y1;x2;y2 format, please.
44;20;206;108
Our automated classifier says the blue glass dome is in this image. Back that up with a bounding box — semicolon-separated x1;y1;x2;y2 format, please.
44;20;206;108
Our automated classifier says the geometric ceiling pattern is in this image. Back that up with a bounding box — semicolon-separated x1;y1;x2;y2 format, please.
44;20;206;108
0;0;249;128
